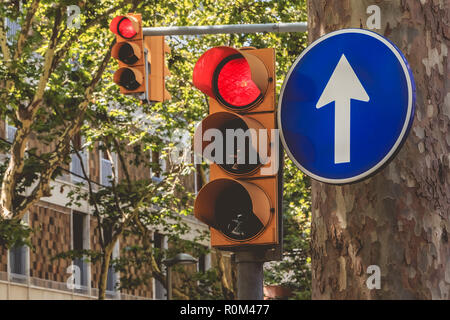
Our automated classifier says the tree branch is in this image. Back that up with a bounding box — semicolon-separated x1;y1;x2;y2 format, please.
105;144;126;221
0;6;63;219
216;251;235;299
14;0;41;61
9;40;114;220
72;139;105;248
112;138;132;190
0;18;11;61
49;4;123;76
134;216;190;300
25;5;63;117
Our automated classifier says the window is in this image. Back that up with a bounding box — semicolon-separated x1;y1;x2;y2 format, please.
72;211;88;288
198;251;211;274
198;254;206;274
106;264;116;292
9;213;28;283
68;53;80;71
5;120;17;144
106;241;119;294
9;246;26;277
100;148;117;187
71;134;88;184
150;151;167;180
5;17;21;43
153;232;167;300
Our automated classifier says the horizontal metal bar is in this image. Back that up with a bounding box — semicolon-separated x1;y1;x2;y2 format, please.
142;22;307;36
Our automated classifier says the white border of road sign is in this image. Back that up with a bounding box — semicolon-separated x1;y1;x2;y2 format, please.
278;28;415;184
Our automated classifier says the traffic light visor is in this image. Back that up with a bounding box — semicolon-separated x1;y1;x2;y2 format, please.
110;15;139;39
194;178;271;241
112;42;142;65
193;47;269;111
194;111;269;175
113;67;143;91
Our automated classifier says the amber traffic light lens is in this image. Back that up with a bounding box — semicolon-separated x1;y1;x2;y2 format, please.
118;43;139;65
216;118;261;175
212;54;263;110
214;184;264;241
118;69;140;90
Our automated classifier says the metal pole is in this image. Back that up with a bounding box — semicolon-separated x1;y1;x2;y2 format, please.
166;267;172;300
235;251;266;300
143;22;307;36
144;48;150;103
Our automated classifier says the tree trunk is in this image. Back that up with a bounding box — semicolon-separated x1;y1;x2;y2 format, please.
98;247;113;300
308;0;449;299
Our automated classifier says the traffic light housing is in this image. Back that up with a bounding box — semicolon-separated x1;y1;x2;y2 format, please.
110;14;145;94
110;14;170;102
145;36;171;102
193;46;282;253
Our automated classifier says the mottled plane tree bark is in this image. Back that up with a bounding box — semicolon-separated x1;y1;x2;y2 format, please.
307;0;449;299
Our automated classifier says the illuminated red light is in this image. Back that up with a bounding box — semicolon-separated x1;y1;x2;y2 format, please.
110;16;137;39
215;57;261;109
118;18;137;39
193;47;265;110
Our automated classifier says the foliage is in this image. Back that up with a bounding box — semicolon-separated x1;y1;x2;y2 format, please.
167;238;226;300
0;217;33;249
114;230;234;300
0;0;311;299
0;0;137;245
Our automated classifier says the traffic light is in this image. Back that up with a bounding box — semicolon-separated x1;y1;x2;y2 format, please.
110;13;171;102
110;14;145;94
193;46;282;252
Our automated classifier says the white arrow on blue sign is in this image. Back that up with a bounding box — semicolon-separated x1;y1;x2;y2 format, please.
278;29;415;184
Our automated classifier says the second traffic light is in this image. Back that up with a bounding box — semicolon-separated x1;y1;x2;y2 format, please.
193;46;282;251
110;13;170;102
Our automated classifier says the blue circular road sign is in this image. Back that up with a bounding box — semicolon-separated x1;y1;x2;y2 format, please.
278;29;415;184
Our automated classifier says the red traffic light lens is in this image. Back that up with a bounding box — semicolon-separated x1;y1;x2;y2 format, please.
213;54;262;110
118;18;137;39
110;16;137;39
193;47;268;111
